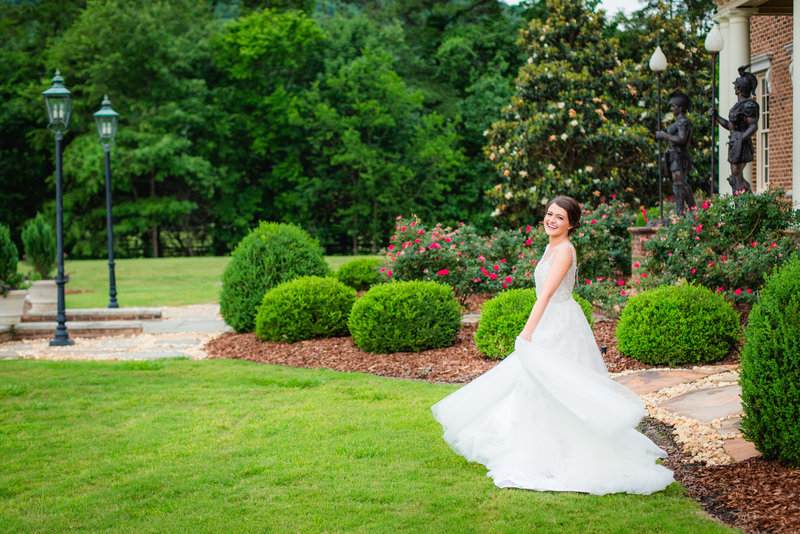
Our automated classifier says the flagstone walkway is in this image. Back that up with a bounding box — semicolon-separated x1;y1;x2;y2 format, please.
0;305;759;466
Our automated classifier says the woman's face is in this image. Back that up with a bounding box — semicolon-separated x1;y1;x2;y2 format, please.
543;203;571;238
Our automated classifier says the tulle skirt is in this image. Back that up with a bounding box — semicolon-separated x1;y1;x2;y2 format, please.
431;298;674;495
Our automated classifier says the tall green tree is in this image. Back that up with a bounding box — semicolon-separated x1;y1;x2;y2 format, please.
48;0;221;257
485;0;652;227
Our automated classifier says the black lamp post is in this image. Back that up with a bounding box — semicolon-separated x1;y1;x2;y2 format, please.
705;24;725;197
42;70;74;346
649;46;668;223
94;95;120;308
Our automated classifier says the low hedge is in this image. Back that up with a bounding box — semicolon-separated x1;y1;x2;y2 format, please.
255;276;356;343
348;280;461;353
615;284;739;366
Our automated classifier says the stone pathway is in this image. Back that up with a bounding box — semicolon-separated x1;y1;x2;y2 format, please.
0;305;758;466
612;365;759;465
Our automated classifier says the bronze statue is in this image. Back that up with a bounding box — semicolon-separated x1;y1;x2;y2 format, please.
711;65;759;193
656;90;696;215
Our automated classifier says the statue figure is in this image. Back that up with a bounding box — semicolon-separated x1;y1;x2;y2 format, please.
711;65;759;193
656;90;696;215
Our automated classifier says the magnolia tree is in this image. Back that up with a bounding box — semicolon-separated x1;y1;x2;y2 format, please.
485;0;714;226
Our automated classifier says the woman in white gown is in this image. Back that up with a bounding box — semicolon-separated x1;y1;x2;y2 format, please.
432;196;674;495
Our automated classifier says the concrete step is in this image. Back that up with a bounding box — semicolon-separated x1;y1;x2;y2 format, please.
22;307;162;322
11;320;143;340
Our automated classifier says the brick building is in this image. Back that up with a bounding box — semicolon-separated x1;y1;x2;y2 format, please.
713;0;799;207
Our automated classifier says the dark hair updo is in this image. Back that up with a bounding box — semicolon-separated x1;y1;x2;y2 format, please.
545;195;582;235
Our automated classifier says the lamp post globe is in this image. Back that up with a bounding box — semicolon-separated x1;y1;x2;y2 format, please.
649;47;668;224
94;95;120;308
42;70;74;346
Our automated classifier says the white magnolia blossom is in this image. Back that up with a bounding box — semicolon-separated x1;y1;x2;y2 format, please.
547;163;556;172
585;165;593;173
677;42;686;50
570;119;578;126
504;191;513;199
557;102;565;109
560;133;568;141
540;197;548;205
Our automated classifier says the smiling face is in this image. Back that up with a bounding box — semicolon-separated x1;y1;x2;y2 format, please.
543;203;571;239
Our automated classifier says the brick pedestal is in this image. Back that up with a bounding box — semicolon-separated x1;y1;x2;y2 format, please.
628;226;658;264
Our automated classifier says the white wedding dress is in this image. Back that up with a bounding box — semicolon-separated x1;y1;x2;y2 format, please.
431;242;674;495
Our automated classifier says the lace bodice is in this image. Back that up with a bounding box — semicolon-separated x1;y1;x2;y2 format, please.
534;242;577;302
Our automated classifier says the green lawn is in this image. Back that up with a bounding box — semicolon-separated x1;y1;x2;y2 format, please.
18;255;379;308
0;359;736;533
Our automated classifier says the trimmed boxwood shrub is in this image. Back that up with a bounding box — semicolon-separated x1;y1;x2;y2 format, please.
335;257;381;291
348;280;461;353
254;276;356;343
220;222;330;333
474;289;594;360
615;284;739;366
739;255;800;466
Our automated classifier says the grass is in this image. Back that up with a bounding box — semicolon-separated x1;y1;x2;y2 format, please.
0;358;736;533
17;255;380;308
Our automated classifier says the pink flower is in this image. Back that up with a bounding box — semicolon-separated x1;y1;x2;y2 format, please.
493;265;500;271
708;262;714;267
444;237;452;242
525;238;532;245
403;242;411;249
717;287;724;293
502;283;507;289
480;267;490;276
387;244;394;250
396;215;403;220
437;269;449;276
641;273;648;278
417;229;424;235
770;242;777;248
391;235;397;240
617;280;624;286
590;220;597;224
410;222;416;226
387;270;393;277
474;278;482;283
734;288;742;295
746;289;752;294
633;262;640;268
505;276;513;283
526;273;531;277
596;277;604;281
667;252;672;256
500;259;507;263
696;224;702;233
752;241;758;247
489;273;498;280
586;280;592;285
525;225;532;232
611;194;617;199
620;290;626;296
419;247;426;253
380;267;386;272
414;239;421;244
400;226;407;232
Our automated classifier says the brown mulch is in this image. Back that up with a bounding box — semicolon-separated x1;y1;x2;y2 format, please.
205;302;796;534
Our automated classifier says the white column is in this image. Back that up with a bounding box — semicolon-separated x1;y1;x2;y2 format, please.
717;8;757;195
793;0;800;208
718;15;731;192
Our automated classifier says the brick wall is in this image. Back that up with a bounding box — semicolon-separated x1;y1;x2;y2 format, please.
750;15;793;193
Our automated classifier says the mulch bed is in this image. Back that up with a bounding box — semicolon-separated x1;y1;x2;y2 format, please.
205;302;797;534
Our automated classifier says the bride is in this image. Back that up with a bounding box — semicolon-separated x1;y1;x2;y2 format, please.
431;196;674;495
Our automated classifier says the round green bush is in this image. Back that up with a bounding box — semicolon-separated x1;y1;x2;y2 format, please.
615;284;739;366
348;280;461;353
474;289;594;360
21;213;56;280
739;255;800;466
254;276;356;343
220;222;330;333
334;257;381;291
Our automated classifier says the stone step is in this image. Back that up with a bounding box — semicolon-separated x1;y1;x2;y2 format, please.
11;320;143;340
22;307;162;322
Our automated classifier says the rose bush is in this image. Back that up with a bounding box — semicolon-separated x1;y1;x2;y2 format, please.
643;190;800;303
